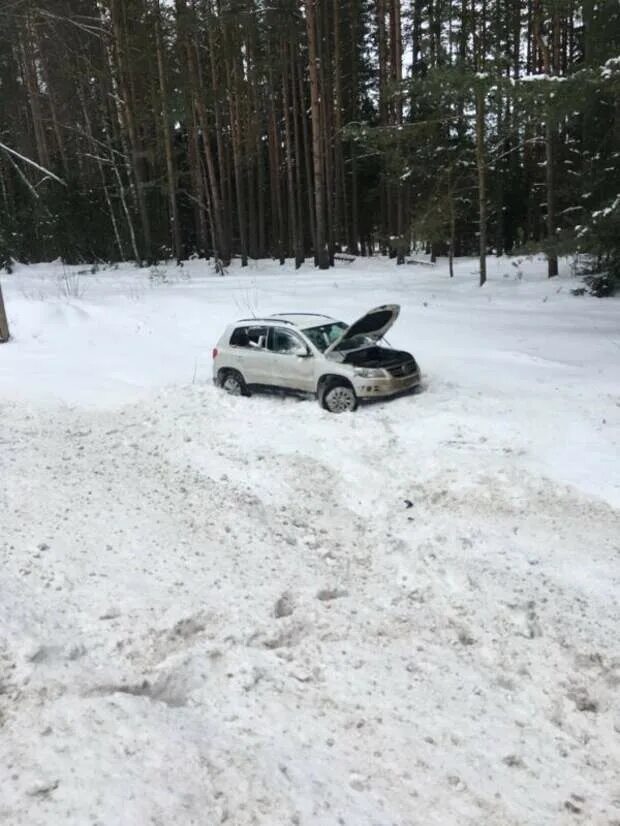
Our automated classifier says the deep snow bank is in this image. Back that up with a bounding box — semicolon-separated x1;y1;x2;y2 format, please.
1;256;618;825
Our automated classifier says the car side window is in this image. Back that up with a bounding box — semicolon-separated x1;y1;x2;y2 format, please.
269;328;307;355
230;326;267;349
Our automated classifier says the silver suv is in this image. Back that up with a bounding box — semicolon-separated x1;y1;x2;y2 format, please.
212;305;421;413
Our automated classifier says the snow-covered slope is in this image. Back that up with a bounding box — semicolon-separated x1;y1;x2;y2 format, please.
1;256;618;825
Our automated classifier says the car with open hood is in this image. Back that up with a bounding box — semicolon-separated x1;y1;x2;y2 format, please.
212;305;421;413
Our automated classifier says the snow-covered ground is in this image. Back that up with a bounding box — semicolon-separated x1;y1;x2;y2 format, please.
1;255;619;826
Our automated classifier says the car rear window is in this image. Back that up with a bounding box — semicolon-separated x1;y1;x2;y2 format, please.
229;326;268;348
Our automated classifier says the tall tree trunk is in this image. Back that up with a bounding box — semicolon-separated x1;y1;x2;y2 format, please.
174;1;206;256
77;83;126;261
412;0;423;68
332;0;348;254
110;0;153;264
255;122;267;258
534;0;559;277
110;0;154;264
37;44;68;177
282;48;301;268
495;99;505;256
99;5;141;264
193;83;228;265
475;86;487;286
227;56;248;267
377;0;389;247
391;0;404;255
19;17;50;172
155;0;183;262
351;143;360;255
449;169;455;278
318;0;335;263
189;113;209;257
349;0;361;254
245;36;260;259
296;53;316;259
176;0;227;264
206;7;231;260
543;119;558;277
290;46;306;261
305;0;329;269
267;91;285;264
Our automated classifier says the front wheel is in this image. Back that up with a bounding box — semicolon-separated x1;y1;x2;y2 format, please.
319;380;358;413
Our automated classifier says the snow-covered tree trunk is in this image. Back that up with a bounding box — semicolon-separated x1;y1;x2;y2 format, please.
0;282;9;343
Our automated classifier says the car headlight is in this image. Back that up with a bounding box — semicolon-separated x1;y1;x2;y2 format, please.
354;367;386;378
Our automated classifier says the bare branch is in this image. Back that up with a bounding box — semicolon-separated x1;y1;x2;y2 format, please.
0;142;67;187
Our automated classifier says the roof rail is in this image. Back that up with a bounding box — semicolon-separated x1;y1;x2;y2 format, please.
270;312;332;319
236;317;295;325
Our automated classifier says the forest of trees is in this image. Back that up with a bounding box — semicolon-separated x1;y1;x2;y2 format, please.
0;0;619;282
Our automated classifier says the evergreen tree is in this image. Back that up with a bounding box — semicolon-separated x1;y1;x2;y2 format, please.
0;0;617;286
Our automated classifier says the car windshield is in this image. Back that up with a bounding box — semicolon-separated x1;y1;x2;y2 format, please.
304;322;348;352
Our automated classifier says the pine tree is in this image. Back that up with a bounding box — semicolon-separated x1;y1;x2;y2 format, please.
0;0;617;284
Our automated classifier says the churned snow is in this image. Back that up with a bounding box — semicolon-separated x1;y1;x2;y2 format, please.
1;255;619;826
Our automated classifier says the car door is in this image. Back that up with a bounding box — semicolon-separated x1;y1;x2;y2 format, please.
267;327;316;392
229;325;271;385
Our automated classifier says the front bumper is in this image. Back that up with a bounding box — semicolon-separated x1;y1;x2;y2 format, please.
352;370;422;399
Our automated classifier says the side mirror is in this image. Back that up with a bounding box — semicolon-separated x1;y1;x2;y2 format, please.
295;348;312;358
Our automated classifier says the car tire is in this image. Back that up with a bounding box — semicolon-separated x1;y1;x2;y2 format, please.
319;379;358;413
220;369;250;397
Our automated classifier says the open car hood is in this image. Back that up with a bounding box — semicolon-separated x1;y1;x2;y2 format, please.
325;304;401;354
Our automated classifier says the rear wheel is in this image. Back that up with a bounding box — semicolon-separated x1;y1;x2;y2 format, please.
220;369;249;397
319;380;358;413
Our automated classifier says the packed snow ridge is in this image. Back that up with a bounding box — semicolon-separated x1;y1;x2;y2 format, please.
1;255;619;826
